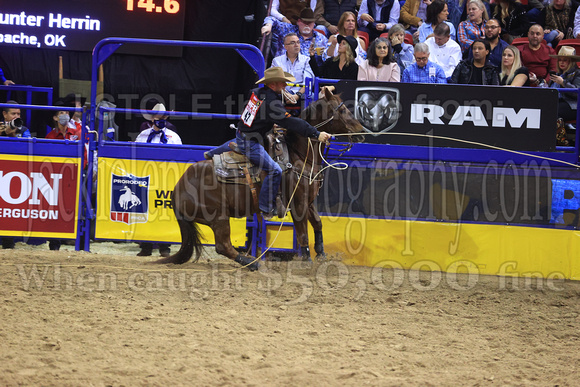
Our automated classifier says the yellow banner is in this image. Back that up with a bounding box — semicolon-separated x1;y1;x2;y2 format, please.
95;157;247;246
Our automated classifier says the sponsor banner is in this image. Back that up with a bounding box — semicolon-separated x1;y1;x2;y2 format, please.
95;157;247;246
0;155;80;237
338;81;558;152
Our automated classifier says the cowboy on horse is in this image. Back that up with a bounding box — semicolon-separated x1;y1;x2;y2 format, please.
205;66;332;220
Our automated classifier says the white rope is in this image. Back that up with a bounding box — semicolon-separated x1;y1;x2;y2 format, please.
331;131;580;169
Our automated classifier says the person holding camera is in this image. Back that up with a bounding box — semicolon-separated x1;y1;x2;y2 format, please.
1;101;31;138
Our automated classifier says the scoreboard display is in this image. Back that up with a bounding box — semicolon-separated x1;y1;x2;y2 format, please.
0;0;186;54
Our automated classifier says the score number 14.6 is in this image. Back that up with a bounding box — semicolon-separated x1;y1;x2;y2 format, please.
127;0;180;13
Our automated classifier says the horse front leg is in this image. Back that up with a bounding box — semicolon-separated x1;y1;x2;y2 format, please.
308;204;326;259
211;219;259;271
290;201;312;262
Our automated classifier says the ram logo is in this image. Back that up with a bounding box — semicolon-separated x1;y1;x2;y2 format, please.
355;87;400;134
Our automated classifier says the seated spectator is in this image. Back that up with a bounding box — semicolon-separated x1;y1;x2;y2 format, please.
46;102;81;140
493;0;530;43
388;24;415;71
310;35;359;80
358;37;401;81
324;11;368;66
425;23;462;79
402;42;448;83
137;102;181;145
313;0;358;36
458;0;489;53
400;0;433;40
548;46;580;122
61;93;86;131
272;33;314;99
0;67;14;86
538;0;574;47
418;0;457;42
262;8;328;58
499;45;530;85
135;100;181;258
468;18;509;68
573;6;580;38
358;0;401;42
518;24;557;85
1;101;31;138
450;39;500;84
269;0;317;24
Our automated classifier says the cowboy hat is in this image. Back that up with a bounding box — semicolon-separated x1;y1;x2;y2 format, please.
299;8;315;23
337;35;358;58
142;98;167;121
61;92;87;107
549;46;580;61
255;67;296;85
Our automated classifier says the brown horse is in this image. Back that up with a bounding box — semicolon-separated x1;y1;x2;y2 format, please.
156;88;364;269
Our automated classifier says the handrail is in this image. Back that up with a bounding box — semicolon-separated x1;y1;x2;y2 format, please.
0;85;53;133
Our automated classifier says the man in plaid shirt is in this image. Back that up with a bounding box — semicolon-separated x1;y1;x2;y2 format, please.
401;43;447;83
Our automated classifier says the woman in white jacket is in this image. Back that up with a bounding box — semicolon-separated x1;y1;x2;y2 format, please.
357;37;401;82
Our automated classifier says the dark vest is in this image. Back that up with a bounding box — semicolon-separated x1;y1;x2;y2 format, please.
280;0;311;24
323;0;358;26
367;0;395;23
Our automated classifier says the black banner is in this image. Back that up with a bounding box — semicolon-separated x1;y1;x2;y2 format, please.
337;81;559;152
0;0;185;56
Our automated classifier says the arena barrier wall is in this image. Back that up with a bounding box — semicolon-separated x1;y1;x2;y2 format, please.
94;143;249;248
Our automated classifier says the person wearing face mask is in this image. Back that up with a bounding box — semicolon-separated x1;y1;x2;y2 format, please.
261;8;328;59
45;101;81;140
136;101;182;145
134;100;181;258
61;93;86;131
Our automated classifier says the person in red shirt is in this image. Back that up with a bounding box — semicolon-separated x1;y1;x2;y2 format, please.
45;103;81;140
518;24;557;86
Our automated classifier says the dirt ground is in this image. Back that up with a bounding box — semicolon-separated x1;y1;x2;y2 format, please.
0;242;579;386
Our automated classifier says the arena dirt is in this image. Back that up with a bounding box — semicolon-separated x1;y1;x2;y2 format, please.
1;241;579;386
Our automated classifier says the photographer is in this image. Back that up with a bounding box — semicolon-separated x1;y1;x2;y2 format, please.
1;101;31;138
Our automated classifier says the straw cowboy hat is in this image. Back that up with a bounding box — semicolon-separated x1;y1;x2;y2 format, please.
549;46;580;61
142;98;167;121
255;67;296;85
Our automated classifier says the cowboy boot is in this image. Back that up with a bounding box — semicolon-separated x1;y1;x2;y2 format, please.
275;195;286;218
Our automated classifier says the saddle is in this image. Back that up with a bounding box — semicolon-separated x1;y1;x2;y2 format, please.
212;128;292;185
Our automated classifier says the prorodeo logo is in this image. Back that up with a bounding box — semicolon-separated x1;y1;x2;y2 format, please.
110;173;149;225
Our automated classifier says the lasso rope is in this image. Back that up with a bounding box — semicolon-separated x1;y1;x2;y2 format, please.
329;131;580;169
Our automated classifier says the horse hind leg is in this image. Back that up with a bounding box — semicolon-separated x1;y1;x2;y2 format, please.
155;218;202;264
212;219;259;271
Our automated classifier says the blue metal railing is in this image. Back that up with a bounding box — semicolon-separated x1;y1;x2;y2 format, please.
0;85;53;132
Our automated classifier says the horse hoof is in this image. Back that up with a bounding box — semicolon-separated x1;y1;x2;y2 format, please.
235;255;260;271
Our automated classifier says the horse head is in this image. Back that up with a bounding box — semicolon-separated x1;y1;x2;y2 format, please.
302;87;365;143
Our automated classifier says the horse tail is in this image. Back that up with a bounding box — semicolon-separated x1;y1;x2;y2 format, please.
164;217;203;264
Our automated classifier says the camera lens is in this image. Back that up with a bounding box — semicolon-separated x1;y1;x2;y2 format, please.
9;118;23;129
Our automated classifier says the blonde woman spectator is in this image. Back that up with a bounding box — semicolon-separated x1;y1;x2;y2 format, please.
358;37;401;81
458;0;489;52
500;45;530;86
310;35;359;80
325;11;367;65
